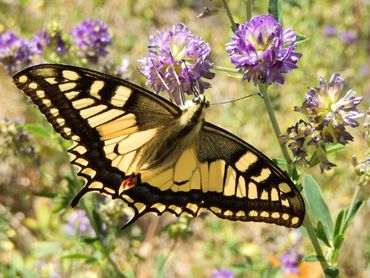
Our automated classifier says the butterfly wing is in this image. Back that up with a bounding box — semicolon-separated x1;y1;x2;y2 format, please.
13;64;181;206
125;123;305;228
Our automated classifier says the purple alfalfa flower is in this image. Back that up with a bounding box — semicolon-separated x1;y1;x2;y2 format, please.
211;269;234;278
138;23;215;105
340;30;357;45
0;32;35;73
226;14;302;85
280;248;303;274
64;209;95;237
323;25;337;37
32;27;68;55
71;19;112;63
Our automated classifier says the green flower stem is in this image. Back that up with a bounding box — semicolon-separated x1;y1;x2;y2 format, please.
222;0;237;32
213;65;241;74
59;139;126;278
244;0;253;21
257;83;292;171
342;184;361;233
257;84;331;274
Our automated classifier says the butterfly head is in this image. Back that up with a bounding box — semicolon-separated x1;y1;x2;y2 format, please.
192;94;209;108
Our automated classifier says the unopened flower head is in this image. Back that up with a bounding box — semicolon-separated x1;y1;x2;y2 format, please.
226;14;302;85
0;32;35;73
71;19;112;63
139;23;214;105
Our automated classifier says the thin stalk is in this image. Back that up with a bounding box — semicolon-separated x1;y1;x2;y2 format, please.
213;65;241;74
303;215;330;270
156;239;178;276
222;0;237;31
258;83;292;170
245;0;253;21
342;185;361;233
257;84;331;274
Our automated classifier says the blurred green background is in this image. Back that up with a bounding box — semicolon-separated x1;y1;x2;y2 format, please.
0;0;368;277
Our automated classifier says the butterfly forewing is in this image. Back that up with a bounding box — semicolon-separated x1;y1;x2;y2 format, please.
13;64;305;228
13;64;179;205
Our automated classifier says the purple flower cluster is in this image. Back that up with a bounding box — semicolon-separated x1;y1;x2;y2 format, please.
226;14;302;85
64;210;94;237
1;19;111;73
71;19;112;63
283;73;364;171
139;23;214;105
211;269;234;278
323;24;358;45
0;32;36;73
280;248;302;274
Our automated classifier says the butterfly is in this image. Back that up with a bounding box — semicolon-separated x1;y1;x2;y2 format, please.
13;64;305;228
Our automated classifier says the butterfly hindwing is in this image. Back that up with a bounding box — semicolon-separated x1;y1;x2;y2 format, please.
136;123;304;228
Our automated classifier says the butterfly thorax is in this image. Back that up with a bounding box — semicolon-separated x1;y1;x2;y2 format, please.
135;95;208;178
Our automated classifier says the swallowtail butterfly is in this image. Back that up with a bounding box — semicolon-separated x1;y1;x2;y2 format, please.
13;64;305;228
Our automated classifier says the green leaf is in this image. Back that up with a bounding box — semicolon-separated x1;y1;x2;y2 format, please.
291;166;301;183
303;174;333;236
326;144;346;154
268;0;282;22
315;220;332;247
295;34;310;45
21;124;53;139
273;158;288;166
302;255;319;262
333;210;346;237
92;209;104;235
333;234;345;249
346;201;364;225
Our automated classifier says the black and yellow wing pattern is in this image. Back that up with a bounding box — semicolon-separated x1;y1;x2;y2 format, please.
13;64;305;228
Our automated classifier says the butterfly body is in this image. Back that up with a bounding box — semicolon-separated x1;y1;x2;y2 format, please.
13;64;305;228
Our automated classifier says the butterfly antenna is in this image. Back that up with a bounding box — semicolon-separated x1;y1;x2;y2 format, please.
210;93;261;105
170;63;185;105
